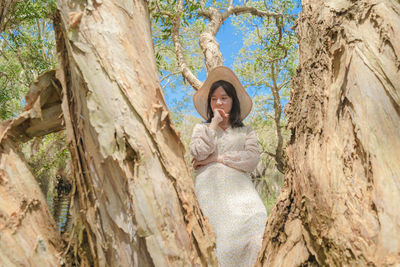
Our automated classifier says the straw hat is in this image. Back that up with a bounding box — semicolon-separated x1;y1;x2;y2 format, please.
193;66;252;121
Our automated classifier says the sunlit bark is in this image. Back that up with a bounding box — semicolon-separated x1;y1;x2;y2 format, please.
0;70;63;266
258;0;400;265
54;0;217;265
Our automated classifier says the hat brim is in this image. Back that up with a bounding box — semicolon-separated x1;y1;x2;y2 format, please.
193;66;252;121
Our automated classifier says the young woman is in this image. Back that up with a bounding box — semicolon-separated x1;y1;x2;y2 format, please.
190;66;268;267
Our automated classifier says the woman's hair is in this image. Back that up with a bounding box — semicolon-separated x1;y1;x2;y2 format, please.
206;80;244;128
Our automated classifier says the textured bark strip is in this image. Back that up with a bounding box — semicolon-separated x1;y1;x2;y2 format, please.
0;136;62;266
0;70;64;142
258;0;400;266
55;0;217;266
0;139;62;266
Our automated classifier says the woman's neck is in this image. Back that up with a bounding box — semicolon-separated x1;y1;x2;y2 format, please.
219;120;231;130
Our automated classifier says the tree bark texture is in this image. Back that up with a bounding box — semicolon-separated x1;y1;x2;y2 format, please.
198;7;224;73
0;71;63;266
258;0;400;266
55;0;217;266
0;0;17;31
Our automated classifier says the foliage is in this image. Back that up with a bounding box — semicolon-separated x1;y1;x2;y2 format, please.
0;0;56;120
231;0;299;206
150;8;205;118
21;131;71;212
246;94;289;213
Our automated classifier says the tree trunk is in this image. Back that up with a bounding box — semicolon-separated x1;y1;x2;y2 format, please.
0;139;62;266
54;0;217;266
0;71;63;266
258;0;400;266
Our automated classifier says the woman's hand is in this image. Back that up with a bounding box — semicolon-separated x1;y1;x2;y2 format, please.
210;109;228;131
192;153;221;169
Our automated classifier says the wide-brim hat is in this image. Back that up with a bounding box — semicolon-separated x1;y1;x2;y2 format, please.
193;66;252;121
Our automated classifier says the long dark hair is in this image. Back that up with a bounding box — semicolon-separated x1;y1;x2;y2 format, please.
206;80;244;128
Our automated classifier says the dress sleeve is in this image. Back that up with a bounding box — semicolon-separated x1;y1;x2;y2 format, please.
189;123;217;161
220;126;260;173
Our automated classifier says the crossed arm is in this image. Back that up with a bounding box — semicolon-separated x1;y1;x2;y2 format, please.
189;124;260;173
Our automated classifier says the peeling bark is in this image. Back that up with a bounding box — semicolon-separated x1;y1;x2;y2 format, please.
1;70;64;142
258;0;400;266
0;139;62;266
0;71;63;266
54;0;217;266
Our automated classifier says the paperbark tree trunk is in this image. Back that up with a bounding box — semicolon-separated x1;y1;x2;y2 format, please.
257;0;400;266
0;139;62;266
54;0;217;266
0;70;63;266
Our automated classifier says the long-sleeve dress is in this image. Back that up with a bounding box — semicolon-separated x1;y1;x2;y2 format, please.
190;123;268;267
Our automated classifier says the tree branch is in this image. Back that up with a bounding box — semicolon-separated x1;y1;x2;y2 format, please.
0;0;18;32
252;20;289;65
36;18;47;61
160;71;180;83
153;0;174;17
271;63;285;173
6;30;33;84
278;78;291;91
161;77;174;90
171;0;202;90
262;150;276;158
198;9;213;20
223;6;282;21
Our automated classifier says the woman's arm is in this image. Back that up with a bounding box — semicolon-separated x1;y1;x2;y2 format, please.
219;127;260;173
189;123;217;161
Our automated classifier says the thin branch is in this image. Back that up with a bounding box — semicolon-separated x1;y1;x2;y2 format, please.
154;0;173;17
160;71;180;82
262;150;276;158
36;18;46;61
198;9;213;20
245;80;273;89
271;63;285;173
0;0;18;32
161;77;173;90
171;0;202;90
0;71;9;80
278;78;291;91
199;0;205;11
266;113;274;120
223;6;282;21
0;45;10;61
6;30;32;83
253;20;288;65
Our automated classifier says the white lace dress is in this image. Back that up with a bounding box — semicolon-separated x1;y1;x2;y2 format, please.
190;123;267;267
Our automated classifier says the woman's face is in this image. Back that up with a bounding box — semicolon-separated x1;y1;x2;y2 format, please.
210;86;232;116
